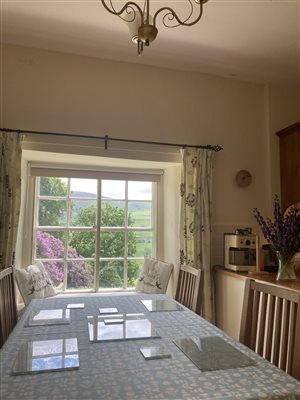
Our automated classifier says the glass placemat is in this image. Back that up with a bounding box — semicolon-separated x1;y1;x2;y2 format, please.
141;299;183;312
67;303;85;309
140;345;172;360
173;336;256;372
25;309;71;326
12;338;79;375
99;307;118;314
87;313;161;342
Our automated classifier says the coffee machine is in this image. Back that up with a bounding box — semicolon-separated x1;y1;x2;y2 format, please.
224;231;259;272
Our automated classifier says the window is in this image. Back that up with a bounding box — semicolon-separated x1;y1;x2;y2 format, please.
32;174;158;292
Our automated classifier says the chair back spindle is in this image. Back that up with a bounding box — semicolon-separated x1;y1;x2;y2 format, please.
239;279;300;380
0;266;18;348
175;264;201;314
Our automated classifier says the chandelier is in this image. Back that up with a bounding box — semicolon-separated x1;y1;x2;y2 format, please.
100;0;209;56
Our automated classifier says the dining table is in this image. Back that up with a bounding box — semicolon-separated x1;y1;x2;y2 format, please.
1;293;300;400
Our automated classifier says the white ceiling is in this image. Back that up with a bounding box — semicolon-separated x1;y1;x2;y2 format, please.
2;0;300;85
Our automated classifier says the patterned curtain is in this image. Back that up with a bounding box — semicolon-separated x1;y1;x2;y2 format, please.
0;132;22;270
180;148;215;323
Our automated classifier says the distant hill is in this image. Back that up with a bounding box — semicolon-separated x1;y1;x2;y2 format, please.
72;191;96;198
71;192;151;213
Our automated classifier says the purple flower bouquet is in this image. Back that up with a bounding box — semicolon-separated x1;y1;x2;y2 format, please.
254;196;300;280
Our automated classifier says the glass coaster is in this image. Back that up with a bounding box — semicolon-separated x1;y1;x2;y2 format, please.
67;304;85;309
25;309;70;326
87;314;160;342
104;318;125;325
141;299;183;312
99;307;118;314
140;346;172;360
11;338;79;375
173;336;256;372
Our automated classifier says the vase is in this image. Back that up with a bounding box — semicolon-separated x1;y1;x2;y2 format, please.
276;252;296;281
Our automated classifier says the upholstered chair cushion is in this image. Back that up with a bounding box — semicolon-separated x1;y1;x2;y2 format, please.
135;257;173;294
15;261;56;305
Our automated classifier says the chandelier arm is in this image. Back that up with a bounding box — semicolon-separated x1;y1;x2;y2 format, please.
153;2;204;28
108;0;133;22
101;1;143;22
145;0;150;24
142;0;146;16
108;2;137;23
160;0;194;28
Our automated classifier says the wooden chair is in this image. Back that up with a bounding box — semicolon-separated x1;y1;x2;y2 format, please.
0;267;18;348
175;264;202;314
239;279;300;380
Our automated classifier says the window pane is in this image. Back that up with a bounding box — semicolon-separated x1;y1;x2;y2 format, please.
36;231;65;259
128;231;137;257
128;181;152;200
43;261;64;290
128;202;152;227
127;260;143;288
132;231;152;257
68;231;96;258
70;179;97;198
38;199;67;226
99;261;123;288
39;177;68;196
101;201;125;227
100;232;125;257
70;200;97;226
102;180;125;199
67;261;94;290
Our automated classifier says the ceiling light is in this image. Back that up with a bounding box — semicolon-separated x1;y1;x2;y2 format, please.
100;0;209;56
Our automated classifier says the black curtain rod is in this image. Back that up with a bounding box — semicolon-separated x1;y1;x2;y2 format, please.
1;127;223;152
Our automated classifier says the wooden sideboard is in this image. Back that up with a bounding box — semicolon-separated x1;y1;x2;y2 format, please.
214;266;300;340
276;122;300;212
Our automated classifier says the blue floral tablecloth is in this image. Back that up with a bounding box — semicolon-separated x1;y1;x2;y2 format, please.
1;293;300;400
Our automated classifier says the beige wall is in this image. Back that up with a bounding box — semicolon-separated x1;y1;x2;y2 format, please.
163;165;181;296
3;43;298;274
3;43;270;222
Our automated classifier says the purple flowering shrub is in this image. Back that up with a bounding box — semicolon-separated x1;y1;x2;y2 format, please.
36;231;93;288
254;196;300;262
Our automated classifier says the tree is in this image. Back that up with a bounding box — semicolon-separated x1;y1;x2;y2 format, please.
69;203;137;258
40;177;68;196
127;260;142;287
99;264;123;288
39;177;68;226
36;231;93;288
69;203;139;286
69;206;96;258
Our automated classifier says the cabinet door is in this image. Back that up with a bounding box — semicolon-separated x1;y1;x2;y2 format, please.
215;271;245;340
277;122;300;212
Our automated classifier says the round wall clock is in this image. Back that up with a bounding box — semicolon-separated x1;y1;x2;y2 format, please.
235;170;252;187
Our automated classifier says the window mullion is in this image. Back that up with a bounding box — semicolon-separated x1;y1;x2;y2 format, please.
62;178;71;291
95;180;101;292
152;182;157;258
124;181;128;290
32;177;40;262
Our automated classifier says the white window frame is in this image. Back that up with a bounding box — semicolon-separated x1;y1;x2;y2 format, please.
30;165;162;293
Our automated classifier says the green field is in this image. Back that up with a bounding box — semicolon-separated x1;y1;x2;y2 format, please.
136;241;152;257
131;209;152;227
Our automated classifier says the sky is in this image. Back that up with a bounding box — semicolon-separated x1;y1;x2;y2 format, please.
69;178;152;200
